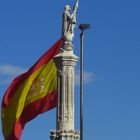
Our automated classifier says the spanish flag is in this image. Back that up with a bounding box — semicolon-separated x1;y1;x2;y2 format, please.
1;39;63;140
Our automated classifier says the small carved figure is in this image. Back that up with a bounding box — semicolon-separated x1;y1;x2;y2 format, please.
62;0;79;41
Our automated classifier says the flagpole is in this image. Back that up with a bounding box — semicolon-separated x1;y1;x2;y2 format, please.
79;24;91;140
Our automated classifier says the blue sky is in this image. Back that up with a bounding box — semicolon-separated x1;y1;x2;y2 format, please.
0;0;140;140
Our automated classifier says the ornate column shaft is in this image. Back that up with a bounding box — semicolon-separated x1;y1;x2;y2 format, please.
50;42;80;140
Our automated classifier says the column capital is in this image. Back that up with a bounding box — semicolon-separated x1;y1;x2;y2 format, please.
53;44;78;68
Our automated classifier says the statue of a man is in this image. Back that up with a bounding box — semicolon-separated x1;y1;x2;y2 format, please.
62;0;79;41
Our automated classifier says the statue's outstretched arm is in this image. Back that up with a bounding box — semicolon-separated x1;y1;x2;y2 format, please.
66;0;79;20
67;0;79;20
73;0;79;11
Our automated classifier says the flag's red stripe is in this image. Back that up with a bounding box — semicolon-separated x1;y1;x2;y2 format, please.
5;91;57;140
27;39;62;74
2;39;63;108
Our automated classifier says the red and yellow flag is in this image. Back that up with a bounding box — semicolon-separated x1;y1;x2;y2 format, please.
1;39;63;140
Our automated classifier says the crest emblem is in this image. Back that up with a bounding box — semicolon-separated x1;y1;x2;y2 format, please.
28;77;45;97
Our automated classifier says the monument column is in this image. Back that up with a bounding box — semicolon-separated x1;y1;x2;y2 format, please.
50;42;80;140
50;0;80;139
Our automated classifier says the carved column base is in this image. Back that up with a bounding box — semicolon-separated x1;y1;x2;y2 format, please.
50;130;80;140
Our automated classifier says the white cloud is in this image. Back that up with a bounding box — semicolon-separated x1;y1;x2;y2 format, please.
0;64;27;76
75;70;94;86
0;64;27;85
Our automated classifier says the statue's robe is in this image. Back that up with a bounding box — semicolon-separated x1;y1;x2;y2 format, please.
62;11;76;37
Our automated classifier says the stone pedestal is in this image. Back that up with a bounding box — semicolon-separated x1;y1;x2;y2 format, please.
50;42;80;140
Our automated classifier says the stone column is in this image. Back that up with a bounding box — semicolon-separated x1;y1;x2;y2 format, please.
50;42;80;140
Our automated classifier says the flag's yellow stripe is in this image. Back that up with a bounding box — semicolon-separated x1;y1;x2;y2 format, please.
25;60;57;106
2;60;57;137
